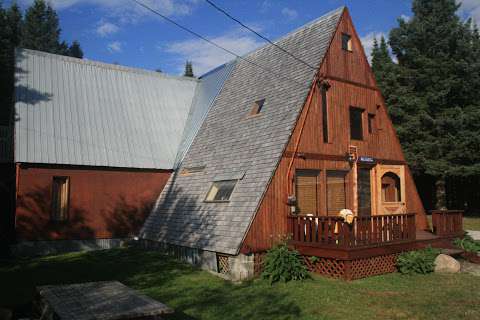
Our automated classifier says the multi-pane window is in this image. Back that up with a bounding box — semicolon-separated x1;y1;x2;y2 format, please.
205;180;237;202
349;107;364;140
295;170;319;215
326;171;346;215
342;33;352;51
51;176;70;221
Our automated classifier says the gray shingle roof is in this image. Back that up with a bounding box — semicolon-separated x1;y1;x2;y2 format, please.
140;7;344;254
14;49;198;169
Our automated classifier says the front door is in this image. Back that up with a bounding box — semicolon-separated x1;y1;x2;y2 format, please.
374;165;406;214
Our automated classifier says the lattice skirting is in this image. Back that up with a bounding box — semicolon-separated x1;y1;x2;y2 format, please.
217;254;230;275
254;252;400;280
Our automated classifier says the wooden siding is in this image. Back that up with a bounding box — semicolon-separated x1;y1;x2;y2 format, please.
15;164;171;241
242;9;428;253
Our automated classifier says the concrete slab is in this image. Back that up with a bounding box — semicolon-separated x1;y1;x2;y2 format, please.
466;230;480;240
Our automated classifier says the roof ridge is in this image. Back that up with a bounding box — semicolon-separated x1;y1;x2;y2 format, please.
16;48;199;82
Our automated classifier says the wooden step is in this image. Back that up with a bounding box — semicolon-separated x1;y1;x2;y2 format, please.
440;248;464;257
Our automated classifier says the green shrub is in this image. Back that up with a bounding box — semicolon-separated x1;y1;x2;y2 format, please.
262;242;310;284
454;235;480;253
397;247;440;275
309;256;320;264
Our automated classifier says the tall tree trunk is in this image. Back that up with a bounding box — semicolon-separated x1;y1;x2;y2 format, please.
435;176;447;210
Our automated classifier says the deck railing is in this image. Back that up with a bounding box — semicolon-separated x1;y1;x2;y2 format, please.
431;210;463;237
288;213;416;249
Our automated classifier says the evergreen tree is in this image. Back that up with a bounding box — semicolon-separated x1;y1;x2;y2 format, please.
21;0;63;53
67;40;83;58
374;0;480;209
184;60;194;77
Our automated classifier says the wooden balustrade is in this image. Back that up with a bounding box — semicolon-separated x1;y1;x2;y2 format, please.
431;210;463;237
289;213;416;249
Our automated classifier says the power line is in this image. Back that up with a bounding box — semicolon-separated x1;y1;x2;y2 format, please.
131;0;310;89
204;0;317;71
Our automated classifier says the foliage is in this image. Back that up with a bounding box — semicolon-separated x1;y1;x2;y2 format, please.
184;60;194;77
0;0;83;124
454;235;480;253
309;256;319;264
371;0;480;209
397;247;440;275
262;242;310;284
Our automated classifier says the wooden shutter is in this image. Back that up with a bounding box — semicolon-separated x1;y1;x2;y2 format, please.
296;170;318;215
327;171;346;215
52;176;69;221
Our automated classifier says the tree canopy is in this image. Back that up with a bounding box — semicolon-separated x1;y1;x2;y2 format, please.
371;0;480;208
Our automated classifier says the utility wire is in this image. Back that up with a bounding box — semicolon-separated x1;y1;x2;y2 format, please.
131;0;310;88
204;0;317;71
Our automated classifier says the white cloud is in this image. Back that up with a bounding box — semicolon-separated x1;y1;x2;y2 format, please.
281;7;298;20
96;22;119;37
163;29;264;75
458;0;480;24
400;14;411;22
107;41;123;53
360;32;386;63
20;0;197;23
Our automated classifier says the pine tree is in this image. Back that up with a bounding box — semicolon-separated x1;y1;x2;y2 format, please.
184;60;194;77
21;0;63;53
376;0;480;209
67;40;83;58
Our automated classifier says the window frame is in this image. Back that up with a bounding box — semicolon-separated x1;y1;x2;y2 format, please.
249;98;266;116
349;106;364;141
341;33;353;52
381;172;402;203
295;169;321;216
368;113;376;134
51;176;70;222
204;179;238;203
326;170;348;216
321;84;329;143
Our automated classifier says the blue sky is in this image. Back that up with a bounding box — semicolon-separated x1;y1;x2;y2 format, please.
9;0;480;76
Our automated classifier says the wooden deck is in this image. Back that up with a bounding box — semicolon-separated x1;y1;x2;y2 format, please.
286;211;464;279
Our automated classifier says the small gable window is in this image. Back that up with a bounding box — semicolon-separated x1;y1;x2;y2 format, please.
342;33;352;52
249;99;265;116
350;107;364;140
368;113;376;134
205;180;237;202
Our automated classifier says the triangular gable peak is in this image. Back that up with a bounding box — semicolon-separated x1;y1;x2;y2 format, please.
241;9;428;252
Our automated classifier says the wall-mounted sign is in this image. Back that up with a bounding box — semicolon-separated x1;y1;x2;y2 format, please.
359;156;376;164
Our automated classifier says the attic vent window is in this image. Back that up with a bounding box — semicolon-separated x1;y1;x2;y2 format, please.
342;33;352;52
205;180;237;202
180;166;205;176
249;99;265;116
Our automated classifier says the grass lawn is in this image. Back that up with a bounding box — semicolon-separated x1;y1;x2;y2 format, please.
425;215;480;231
1;248;479;320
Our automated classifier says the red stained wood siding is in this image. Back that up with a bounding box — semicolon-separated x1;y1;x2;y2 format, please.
15;164;171;240
242;9;428;253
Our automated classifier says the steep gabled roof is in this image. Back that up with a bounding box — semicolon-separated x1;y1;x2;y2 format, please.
14;49;198;169
141;7;344;254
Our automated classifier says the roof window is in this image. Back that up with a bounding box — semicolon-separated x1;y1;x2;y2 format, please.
249;99;265;116
205;180;237;202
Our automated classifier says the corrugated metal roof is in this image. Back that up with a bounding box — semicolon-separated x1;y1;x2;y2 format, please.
14;49;198;169
173;60;236;168
141;7;344;254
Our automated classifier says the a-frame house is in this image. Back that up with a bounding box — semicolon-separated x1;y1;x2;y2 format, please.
141;7;463;280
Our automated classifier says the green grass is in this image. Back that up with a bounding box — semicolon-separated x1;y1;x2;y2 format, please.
464;216;480;231
1;248;479;320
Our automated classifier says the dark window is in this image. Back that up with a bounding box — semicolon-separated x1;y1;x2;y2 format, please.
205;180;237;202
368;113;375;134
381;172;401;202
51;176;69;221
358;168;371;216
327;171;346;215
295;170;320;215
321;85;329;143
250;99;265;115
342;33;352;51
350;107;364;140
